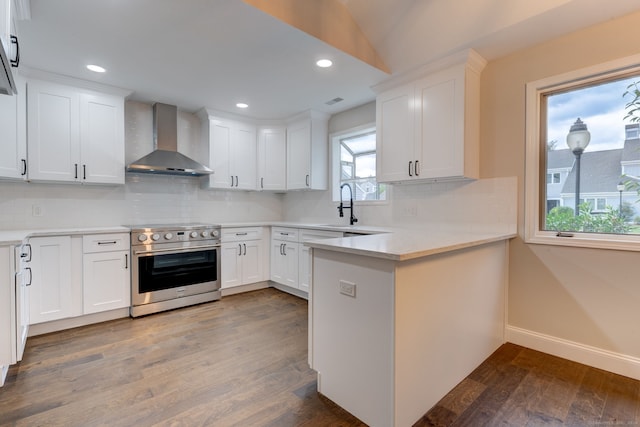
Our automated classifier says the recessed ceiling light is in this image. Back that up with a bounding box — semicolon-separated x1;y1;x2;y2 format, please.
236;102;249;109
316;59;333;68
87;64;106;73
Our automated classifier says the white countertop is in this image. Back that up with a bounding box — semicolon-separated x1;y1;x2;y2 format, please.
304;228;516;261
0;226;130;246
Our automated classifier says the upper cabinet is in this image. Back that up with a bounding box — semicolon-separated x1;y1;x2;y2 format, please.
0;73;25;179
26;79;126;184
257;126;286;191
200;111;257;190
375;49;486;183
286;110;329;190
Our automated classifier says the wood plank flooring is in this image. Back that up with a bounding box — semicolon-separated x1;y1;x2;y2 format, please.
1;288;639;426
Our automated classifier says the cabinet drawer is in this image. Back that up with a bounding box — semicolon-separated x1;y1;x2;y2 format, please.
82;233;129;253
300;229;343;241
271;227;299;242
222;227;263;242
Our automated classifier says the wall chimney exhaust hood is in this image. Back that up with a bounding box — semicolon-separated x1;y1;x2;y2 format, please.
126;103;213;176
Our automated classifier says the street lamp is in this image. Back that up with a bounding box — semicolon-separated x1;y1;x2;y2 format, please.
566;118;591;216
617;181;625;219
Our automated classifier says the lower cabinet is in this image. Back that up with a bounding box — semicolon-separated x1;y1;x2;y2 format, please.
221;227;267;290
28;233;130;325
271;227;342;294
82;234;130;314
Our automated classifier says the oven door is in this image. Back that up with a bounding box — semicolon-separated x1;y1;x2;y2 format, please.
132;245;220;306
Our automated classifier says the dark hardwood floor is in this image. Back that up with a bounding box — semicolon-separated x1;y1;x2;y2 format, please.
1;288;639;426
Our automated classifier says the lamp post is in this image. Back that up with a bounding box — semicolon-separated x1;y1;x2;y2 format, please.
566;118;591;216
617;182;625;219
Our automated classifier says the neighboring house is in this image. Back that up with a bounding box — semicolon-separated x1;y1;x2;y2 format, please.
547;124;640;217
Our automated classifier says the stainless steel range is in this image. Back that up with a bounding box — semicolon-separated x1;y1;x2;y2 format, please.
129;224;221;317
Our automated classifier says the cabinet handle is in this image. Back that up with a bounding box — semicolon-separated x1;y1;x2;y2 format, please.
25;267;32;286
21;159;26;176
261;177;264;189
280;232;289;236
75;163;78;179
97;241;117;245
230;176;234;187
243;243;246;256
238;243;242;256
282;243;287;256
83;164;87;180
10;35;19;67
415;160;420;176
125;254;128;269
279;243;284;256
236;176;239;187
306;174;310;187
408;161;413;177
236;232;248;236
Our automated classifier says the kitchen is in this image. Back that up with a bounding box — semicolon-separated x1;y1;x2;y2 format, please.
2;1;640;426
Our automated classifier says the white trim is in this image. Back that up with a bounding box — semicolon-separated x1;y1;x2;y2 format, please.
524;52;640;251
506;325;640;380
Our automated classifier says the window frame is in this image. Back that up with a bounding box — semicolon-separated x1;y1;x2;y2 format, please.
525;52;640;251
331;123;389;204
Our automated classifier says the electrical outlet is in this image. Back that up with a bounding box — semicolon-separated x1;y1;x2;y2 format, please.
32;205;43;217
339;280;356;297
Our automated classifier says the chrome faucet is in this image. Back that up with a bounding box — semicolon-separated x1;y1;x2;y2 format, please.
338;183;358;226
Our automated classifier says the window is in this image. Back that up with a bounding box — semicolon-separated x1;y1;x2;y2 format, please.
525;53;640;250
332;125;386;202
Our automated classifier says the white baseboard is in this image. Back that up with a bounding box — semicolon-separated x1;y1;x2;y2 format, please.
221;281;270;297
506;325;640;380
29;308;130;337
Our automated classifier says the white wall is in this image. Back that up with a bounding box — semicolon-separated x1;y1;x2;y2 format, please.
0;101;283;230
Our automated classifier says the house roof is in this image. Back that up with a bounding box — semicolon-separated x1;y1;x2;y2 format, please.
562;149;623;194
547;149;574;169
621;138;640;162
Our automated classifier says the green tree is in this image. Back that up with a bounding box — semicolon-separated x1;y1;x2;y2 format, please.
546;203;630;234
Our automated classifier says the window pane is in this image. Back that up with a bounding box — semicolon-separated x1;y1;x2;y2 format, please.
354;153;376;178
342;132;376;154
337;129;385;201
543;75;640;234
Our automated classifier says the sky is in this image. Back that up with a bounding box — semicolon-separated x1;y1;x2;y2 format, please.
547;75;638;152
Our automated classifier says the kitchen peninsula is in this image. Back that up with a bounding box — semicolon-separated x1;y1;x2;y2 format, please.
307;228;514;427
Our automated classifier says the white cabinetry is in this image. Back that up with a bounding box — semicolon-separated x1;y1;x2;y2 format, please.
28;235;81;324
221;227;266;290
257;126;286;191
299;229;342;293
82;233;130;314
27;79;126;184
286;111;329;190
0;73;25;179
201;112;257;190
14;243;29;362
375;49;486;183
270;227;299;289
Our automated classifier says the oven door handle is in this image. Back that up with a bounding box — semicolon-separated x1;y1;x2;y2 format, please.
134;244;221;255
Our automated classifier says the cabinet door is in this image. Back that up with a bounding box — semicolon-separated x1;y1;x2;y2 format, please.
79;93;125;184
15;245;30;361
221;242;242;289
287;120;311;190
241;239;263;284
0;74;25;179
27;81;80;182
282;242;299;289
83;251;130;314
208;118;232;188
415;70;462;179
29;236;74;324
230;123;257;190
376;83;416;183
299;244;311;293
270;240;286;284
258;127;286;191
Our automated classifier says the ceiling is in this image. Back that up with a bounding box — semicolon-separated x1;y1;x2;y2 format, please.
15;0;640;120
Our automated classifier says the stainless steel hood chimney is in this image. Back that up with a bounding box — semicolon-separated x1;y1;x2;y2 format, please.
126;103;213;176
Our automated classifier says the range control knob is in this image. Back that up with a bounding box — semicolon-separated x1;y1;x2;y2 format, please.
137;234;148;242
201;231;208;237
190;231;198;238
164;233;173;240
151;233;160;241
211;230;219;237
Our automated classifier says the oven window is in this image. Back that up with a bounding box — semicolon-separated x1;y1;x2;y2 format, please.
138;249;218;293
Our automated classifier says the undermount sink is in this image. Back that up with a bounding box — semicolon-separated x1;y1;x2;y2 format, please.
317;224;357;229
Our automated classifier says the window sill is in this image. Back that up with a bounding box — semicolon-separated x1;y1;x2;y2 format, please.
525;231;640;252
